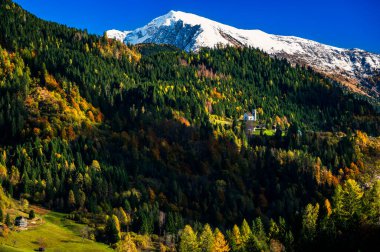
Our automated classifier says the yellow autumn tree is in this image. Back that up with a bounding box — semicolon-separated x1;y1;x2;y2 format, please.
199;224;214;252
240;219;252;245
214;229;230;252
68;189;76;208
230;225;242;251
356;130;368;146
91;160;101;171
9;166;20;185
324;199;332;217
113;207;131;231
0;164;7;180
179;225;200;252
112;215;121;233
117;234;137;252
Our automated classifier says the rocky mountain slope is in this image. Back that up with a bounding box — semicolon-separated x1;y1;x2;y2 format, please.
107;11;380;100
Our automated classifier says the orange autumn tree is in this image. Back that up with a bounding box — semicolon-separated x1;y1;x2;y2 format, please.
214;229;230;252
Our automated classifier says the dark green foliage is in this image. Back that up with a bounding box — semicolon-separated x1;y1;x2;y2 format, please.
105;217;120;244
166;212;184;235
139;210;155;235
0;1;379;251
5;213;11;227
29;209;35;219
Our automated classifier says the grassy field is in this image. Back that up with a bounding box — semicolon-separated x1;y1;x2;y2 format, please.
0;208;112;252
252;129;276;136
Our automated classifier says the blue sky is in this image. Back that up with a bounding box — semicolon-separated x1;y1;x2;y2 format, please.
14;0;380;53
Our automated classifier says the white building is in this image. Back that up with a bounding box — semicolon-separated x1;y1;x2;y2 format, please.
15;216;28;228
244;109;257;122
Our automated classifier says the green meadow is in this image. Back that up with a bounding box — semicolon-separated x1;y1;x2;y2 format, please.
0;211;112;252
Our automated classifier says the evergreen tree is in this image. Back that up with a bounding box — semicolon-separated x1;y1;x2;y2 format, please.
68;189;76;209
140;211;154;235
245;234;269;252
77;190;86;209
29;209;35;219
252;217;266;240
105;215;120;244
268;219;280;240
166;212;183;235
5;213;11;227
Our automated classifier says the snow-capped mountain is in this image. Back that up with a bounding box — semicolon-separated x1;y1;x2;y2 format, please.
107;29;131;42
107;11;380;99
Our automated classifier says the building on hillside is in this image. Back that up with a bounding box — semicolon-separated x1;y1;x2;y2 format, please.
243;109;257;122
243;109;258;135
15;216;28;228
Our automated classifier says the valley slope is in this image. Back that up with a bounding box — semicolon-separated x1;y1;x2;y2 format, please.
1;1;380;251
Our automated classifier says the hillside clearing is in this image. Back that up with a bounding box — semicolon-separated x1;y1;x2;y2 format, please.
0;209;112;252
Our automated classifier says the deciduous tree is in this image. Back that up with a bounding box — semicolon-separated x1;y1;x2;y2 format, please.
199;224;214;252
179;225;199;252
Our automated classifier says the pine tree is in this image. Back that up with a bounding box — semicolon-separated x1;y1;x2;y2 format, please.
253;217;266;240
268;219;280;240
166;212;183;235
77;190;86;209
105;215;120;244
29;209;35;219
68;189;76;209
5;213;11;227
274;217;294;251
284;230;294;252
0;208;3;223
140;211;154;235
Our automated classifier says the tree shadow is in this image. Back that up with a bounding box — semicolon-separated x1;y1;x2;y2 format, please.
60;239;83;244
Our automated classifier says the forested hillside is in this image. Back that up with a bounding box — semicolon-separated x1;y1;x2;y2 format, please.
0;0;379;251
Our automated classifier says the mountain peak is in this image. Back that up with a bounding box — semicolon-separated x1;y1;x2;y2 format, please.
107;12;380;99
151;10;219;29
167;10;186;16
